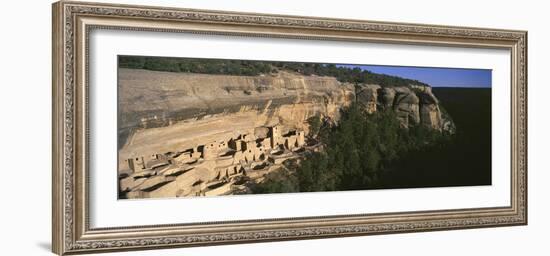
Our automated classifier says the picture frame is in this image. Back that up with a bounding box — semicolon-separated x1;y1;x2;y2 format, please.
52;1;527;255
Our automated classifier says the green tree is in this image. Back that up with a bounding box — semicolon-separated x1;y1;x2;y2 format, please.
307;114;322;138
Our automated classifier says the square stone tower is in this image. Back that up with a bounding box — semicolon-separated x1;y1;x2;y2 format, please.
270;125;282;148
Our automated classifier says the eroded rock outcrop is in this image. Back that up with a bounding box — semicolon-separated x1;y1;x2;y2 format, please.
355;84;454;132
355;84;381;114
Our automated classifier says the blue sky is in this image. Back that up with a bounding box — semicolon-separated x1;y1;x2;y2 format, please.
337;64;492;88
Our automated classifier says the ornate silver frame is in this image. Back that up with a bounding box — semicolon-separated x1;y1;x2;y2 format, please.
52;1;527;255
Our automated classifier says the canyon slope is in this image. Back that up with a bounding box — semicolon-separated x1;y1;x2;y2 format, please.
117;68;454;199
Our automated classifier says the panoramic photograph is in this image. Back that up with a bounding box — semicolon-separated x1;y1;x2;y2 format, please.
117;56;492;199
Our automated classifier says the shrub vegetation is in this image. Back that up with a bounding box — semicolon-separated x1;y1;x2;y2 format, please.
119;56;429;87
253;103;450;193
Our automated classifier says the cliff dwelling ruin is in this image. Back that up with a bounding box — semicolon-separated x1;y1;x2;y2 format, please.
119;124;308;198
117;68;454;199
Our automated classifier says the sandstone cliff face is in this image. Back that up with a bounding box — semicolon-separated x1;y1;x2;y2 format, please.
118;69;354;161
119;68;355;131
118;69;454;164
